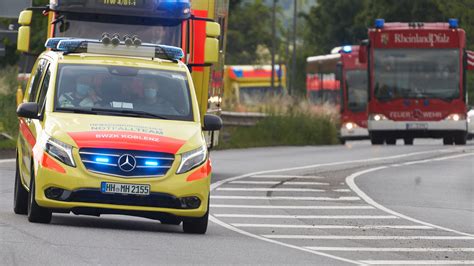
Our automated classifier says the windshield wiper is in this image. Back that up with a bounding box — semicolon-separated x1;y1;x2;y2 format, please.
56;107;98;115
90;108;169;119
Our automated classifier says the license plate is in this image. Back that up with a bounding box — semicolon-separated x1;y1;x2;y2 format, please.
406;123;428;130
101;182;150;195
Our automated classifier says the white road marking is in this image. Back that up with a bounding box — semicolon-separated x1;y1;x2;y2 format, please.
216;188;326;192
250;175;326;179
210;204;374;209
263;235;474;240
346;152;474;238
233;224;432;230
211;195;360;201
0;158;15;164
360;260;474;265
209;216;361;265
215;214;398;219
333;189;351;192
306;247;474;252
230;181;330;185
209;148;467;265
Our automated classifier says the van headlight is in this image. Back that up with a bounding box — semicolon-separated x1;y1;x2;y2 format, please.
40;134;75;167
176;145;208;174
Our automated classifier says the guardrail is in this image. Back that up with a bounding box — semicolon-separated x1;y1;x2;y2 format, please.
220;111;267;126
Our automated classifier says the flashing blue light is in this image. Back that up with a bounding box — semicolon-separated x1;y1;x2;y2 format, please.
56;39;88;52
342;45;352;53
448;18;458;29
233;69;243;78
155;44;184;60
145;160;159;166
375;19;385;29
95;157;110;163
45;38;71;50
156;0;191;19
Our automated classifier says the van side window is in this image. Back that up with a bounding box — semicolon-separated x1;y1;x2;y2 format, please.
37;64;51;115
28;59;47;102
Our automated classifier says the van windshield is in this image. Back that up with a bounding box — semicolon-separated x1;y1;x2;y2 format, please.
54;64;193;121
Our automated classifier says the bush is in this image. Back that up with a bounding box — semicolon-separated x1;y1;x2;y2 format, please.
0;66;19;139
218;99;340;149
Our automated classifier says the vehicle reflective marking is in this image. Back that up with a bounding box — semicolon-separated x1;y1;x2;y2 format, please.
263;235;474;240
230;181;330;185
233;224;432;229
215;214;398;219
305;247;474;252
346;152;474;237
210;204;374;209
211;195;360;201
216;188;326;192
360;260;474;265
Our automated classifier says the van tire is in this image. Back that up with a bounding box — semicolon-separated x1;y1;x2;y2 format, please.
27;171;52;224
13;155;28;215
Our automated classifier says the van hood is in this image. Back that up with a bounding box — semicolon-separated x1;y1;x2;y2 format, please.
45;112;202;154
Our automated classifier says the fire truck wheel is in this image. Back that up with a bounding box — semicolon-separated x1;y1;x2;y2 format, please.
403;138;414;145
443;136;454;145
385;138;397;145
454;133;467;145
370;133;384;145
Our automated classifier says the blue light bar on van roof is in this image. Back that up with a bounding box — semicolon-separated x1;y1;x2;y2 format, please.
375;18;385;29
157;0;191;19
448;18;458;29
46;38;184;61
342;45;352;53
45;37;71;49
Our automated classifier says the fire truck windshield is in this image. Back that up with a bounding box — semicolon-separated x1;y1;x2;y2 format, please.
345;70;367;112
53;15;181;47
374;49;460;100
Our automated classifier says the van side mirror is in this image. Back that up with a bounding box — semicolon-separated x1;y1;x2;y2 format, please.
335;63;342;81
203;114;222;131
17;102;39;119
204;22;221;64
18;10;33;25
359;39;369;64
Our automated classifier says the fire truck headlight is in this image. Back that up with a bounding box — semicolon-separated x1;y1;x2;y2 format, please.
344;122;354;130
370;114;388;121
445;113;465;121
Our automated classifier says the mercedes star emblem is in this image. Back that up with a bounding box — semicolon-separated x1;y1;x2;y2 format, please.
118;154;137;172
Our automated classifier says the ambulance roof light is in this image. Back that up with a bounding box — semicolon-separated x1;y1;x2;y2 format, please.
342;45;352;53
46;37;184;61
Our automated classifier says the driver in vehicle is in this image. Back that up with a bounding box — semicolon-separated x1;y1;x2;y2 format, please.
58;75;102;108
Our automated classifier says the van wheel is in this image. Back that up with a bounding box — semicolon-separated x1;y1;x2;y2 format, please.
13;155;28;215
403;138;414;145
182;210;208;234
27;172;52;224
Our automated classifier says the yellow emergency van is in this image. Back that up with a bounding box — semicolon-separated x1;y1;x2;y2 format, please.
13;38;222;234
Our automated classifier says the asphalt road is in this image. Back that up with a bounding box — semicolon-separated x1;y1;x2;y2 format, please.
0;139;473;265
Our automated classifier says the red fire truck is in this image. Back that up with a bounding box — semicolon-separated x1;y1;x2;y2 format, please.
307;46;368;143
361;19;469;145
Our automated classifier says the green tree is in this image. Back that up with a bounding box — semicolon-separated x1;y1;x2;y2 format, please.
226;0;274;64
